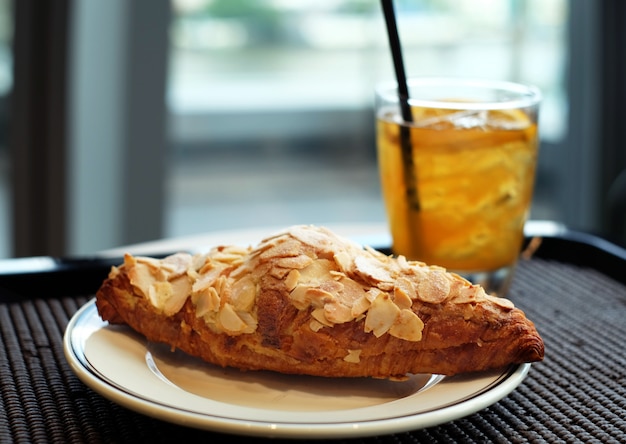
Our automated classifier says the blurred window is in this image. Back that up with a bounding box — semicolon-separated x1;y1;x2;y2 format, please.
165;0;568;238
168;0;566;140
0;0;573;257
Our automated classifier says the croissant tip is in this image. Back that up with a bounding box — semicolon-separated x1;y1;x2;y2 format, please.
521;337;545;363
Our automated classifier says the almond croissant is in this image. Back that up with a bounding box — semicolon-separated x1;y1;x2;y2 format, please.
95;225;543;378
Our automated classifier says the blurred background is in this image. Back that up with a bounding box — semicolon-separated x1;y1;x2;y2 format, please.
0;0;624;258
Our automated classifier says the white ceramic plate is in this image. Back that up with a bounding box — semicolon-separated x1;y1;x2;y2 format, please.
64;300;530;439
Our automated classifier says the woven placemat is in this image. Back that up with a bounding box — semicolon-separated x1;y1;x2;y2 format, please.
1;257;625;443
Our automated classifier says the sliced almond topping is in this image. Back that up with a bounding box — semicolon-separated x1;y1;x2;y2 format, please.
108;266;121;279
318;279;344;296
190;253;207;271
275;255;314;270
447;278;479;304
126;225;502;343
393;289;413;310
192;287;220;317
186;267;200;281
207;287;221;310
219;303;248;333
135;255;164;270
128;262;156;297
298;259;335;283
305;287;335;308
290;285;336;310
163;275;192;316
198;258;216;274
161;253;193;277
333;251;352;273
148;281;172;313
416;270;451;303
192;266;223;293
329;270;345;280
123;253;137;268
211;251;246;265
259;239;302;260
351;295;371;318
337;278;366;305
353;255;394;284
284;269;300;292
393;277;415;309
229;276;256;312
343;349;361;363
365;287;383;303
287;225;336;249
230;264;251;281
485;294;515;310
138;257;175;282
236;311;258;334
323;301;352;324
212;245;249;264
270;266;293;280
309;319;325;332
364;293;400;337
396;255;411;271
311;308;333;327
377;282;395;292
214;275;228;300
388;309;424;341
289;285;311;310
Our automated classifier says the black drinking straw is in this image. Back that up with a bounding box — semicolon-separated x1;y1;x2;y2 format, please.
380;0;420;210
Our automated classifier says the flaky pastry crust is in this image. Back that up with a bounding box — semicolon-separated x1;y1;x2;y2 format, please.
95;225;543;378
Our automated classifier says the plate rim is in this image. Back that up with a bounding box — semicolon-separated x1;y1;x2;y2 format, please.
63;299;531;439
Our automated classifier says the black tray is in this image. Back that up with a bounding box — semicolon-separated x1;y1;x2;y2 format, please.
1;224;625;442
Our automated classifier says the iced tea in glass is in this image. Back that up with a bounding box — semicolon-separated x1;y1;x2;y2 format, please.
376;78;541;295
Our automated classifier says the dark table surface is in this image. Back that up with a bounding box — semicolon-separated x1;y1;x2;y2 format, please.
1;229;625;443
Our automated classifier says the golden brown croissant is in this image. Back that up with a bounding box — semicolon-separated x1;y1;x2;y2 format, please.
95;225;543;378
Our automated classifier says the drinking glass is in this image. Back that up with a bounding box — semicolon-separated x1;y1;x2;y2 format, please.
376;77;541;296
